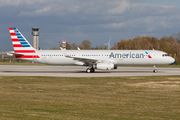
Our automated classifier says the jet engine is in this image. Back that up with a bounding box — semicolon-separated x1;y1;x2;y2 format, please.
95;63;117;70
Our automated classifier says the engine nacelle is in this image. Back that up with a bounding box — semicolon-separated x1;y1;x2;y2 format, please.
95;63;117;70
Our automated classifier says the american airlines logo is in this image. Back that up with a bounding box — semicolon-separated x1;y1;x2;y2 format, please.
109;52;147;59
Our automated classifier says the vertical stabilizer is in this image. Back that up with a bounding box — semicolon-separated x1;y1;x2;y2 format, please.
9;27;39;59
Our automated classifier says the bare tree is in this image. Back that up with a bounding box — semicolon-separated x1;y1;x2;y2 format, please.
79;40;91;50
66;42;71;50
98;45;108;50
116;36;180;63
50;47;59;50
71;43;77;50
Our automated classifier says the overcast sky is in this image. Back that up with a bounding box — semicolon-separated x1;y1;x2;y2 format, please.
1;0;180;50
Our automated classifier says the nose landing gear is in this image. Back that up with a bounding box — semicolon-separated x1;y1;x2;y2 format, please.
153;65;158;73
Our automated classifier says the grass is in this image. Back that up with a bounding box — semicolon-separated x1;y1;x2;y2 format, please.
0;76;180;120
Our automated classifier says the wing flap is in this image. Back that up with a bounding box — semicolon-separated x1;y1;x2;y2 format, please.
67;56;99;64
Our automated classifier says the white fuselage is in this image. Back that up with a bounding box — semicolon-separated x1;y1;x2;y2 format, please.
22;50;175;66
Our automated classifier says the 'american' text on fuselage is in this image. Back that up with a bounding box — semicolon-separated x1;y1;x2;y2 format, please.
109;52;145;59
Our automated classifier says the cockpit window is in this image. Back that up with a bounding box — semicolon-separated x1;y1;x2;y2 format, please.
162;54;169;57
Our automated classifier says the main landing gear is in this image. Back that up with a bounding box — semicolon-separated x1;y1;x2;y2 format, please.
86;67;95;73
153;65;158;73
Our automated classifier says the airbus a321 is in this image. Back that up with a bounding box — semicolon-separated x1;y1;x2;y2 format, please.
7;27;175;73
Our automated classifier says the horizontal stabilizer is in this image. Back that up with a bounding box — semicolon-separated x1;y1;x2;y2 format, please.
7;51;24;56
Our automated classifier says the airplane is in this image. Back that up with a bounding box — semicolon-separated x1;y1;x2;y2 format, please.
7;27;175;73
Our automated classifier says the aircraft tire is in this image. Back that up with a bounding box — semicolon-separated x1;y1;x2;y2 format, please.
86;68;91;73
90;68;95;72
153;69;158;73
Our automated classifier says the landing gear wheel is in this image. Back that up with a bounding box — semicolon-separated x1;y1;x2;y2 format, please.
153;65;158;73
90;68;95;72
153;69;158;73
86;68;91;73
86;67;95;73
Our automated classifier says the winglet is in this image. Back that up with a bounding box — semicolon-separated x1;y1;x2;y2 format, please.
61;48;70;57
77;47;81;50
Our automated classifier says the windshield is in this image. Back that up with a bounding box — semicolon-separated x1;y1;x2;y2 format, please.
162;54;169;57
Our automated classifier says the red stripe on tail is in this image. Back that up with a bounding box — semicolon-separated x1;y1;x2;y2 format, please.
9;28;13;30
13;44;22;47
10;33;16;36
12;39;19;42
14;50;36;53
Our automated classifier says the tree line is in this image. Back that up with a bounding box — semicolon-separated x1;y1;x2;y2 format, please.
51;39;107;50
116;36;180;63
51;36;180;63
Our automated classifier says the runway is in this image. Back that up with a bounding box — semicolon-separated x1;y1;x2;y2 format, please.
0;65;179;77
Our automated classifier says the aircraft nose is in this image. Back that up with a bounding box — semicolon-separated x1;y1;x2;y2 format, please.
170;57;175;64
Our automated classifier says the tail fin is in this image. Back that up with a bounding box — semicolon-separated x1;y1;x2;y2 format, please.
9;27;39;59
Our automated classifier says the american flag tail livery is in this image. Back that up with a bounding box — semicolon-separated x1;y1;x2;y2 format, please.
9;27;40;59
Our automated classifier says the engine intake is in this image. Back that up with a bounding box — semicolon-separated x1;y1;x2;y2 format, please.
95;63;117;70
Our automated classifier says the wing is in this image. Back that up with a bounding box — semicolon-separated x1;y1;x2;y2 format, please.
61;49;116;65
64;54;99;65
